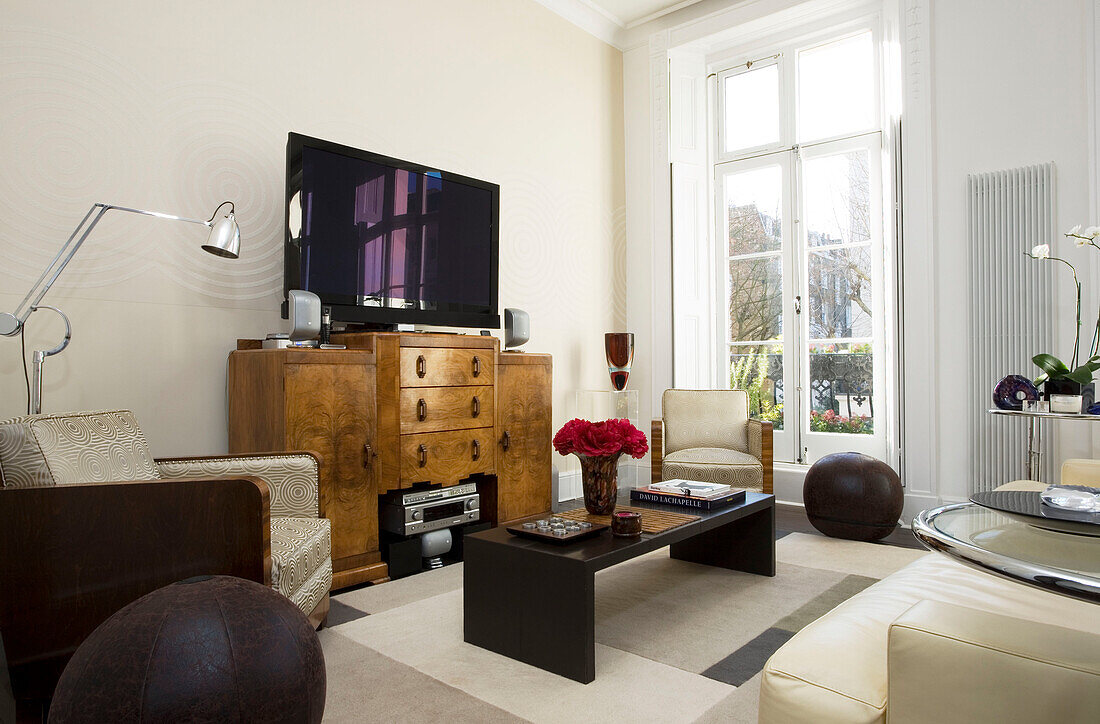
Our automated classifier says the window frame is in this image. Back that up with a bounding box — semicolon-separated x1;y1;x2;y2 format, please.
709;15;894;464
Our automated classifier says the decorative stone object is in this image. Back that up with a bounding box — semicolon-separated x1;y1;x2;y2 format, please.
803;452;903;541
48;576;325;724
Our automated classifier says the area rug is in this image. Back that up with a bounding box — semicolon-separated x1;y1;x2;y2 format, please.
320;532;927;723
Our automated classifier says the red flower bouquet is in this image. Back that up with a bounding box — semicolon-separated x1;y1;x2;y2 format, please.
553;418;648;515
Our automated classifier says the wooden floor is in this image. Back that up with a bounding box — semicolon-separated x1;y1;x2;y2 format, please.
775;502;925;550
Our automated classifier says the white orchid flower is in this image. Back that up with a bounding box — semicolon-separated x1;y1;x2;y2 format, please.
1069;224;1083;235
1086;225;1100;238
1031;244;1050;259
1076;236;1090;247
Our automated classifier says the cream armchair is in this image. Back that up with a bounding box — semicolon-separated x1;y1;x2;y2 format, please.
651;389;772;493
0;409;332;624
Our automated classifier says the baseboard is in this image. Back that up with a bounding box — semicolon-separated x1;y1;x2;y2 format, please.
902;493;945;524
557;470;580;502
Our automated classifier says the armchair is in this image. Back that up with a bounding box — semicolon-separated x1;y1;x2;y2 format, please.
651;389;773;493
0;409;332;708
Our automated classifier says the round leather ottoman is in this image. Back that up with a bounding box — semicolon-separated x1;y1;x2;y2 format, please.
803;452;902;541
49;576;325;724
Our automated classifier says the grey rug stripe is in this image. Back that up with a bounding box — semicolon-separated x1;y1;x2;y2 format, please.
699;574;877;687
775;574;878;632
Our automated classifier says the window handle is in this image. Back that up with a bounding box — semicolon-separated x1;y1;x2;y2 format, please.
794;295;802;315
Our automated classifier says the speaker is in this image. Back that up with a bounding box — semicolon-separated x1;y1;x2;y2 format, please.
504;308;529;349
288;290;321;341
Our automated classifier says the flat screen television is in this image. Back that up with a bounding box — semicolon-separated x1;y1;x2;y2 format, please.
283;133;500;329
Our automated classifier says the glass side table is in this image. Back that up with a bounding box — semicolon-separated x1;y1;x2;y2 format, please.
988;408;1100;482
913;502;1100;604
574;390;641;486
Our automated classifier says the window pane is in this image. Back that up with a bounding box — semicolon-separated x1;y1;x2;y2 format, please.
798;32;875;142
724;165;783;254
807;246;872;339
729;256;783;342
803;150;872;247
723;64;780;152
731;343;784;430
807;342;873;435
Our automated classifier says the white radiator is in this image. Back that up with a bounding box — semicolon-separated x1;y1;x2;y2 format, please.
967;163;1057;493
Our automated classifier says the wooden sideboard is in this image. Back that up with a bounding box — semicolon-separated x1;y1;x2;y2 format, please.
227;332;552;589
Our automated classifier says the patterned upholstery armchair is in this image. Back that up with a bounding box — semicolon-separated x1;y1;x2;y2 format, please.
0;409;331;624
651;389;773;493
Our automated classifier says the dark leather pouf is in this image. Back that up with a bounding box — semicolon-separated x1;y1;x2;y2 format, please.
49;576;325;724
803;452;903;541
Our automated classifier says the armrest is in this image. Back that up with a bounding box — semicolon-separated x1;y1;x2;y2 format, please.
1061;458;1100;486
887;600;1100;724
156;451;321;518
0;477;270;701
651;419;663;485
747;419;773;494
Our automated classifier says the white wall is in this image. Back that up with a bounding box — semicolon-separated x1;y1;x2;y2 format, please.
930;0;1094;500
0;0;625;459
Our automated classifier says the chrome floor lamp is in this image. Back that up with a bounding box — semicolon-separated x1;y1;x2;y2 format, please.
0;201;241;414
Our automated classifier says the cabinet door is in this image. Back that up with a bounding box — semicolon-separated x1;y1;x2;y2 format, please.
495;360;552;523
284;363;378;562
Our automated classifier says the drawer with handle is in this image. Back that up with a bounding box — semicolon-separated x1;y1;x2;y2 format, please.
399;429;495;487
400;386;494;434
400;347;494;387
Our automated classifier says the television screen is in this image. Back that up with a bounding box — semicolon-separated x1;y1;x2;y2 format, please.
285;133;499;328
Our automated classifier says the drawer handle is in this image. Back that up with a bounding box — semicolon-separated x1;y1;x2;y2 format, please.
416;354;427;378
471;396;480;418
500;431;511;451
418;444;427;467
472;439;481;461
362;442;375;468
417;398;427;421
472;355;481;377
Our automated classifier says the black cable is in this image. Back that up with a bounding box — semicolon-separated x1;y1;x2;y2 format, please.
20;323;30;414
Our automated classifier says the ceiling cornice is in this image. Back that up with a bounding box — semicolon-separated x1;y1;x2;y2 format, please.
532;0;627;49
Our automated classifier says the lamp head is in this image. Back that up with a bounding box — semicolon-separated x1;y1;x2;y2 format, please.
0;312;19;337
202;210;240;259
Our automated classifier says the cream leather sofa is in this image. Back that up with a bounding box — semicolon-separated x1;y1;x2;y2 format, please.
0;409;332;625
760;461;1100;723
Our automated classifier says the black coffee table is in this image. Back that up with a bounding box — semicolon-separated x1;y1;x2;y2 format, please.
463;491;775;683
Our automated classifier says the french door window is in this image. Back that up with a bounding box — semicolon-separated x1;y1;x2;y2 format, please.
714;28;889;464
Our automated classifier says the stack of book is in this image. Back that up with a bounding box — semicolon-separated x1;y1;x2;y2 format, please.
630;479;746;510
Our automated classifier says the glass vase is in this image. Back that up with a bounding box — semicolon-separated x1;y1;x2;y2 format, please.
604;333;635;391
579;454;620;515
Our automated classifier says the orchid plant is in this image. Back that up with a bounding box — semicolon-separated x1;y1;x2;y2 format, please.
1025;226;1100;387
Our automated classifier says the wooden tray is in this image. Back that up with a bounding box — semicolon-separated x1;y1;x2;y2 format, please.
556;506;698;534
506;521;609;544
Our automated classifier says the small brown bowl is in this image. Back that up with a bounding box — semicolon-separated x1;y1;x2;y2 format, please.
611;511;642;538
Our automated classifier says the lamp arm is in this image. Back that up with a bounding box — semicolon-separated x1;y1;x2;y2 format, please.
0;201;233;337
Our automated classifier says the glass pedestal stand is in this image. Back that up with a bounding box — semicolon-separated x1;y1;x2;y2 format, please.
574;390;641;487
989;409;1100;482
